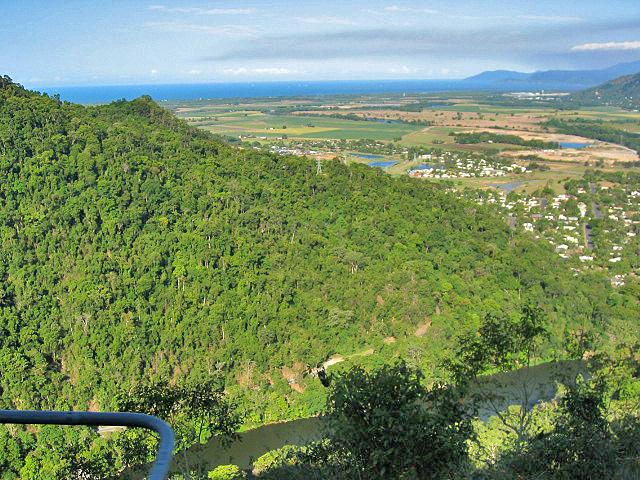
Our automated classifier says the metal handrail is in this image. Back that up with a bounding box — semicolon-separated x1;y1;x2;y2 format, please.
0;410;175;480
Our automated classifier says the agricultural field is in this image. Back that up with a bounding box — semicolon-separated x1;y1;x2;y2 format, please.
166;91;640;191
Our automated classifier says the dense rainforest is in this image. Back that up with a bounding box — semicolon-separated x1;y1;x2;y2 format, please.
0;76;639;477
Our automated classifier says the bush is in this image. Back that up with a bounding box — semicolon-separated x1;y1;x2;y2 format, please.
320;362;473;479
207;464;246;480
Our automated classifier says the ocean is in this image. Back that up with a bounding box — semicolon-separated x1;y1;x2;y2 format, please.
38;79;493;104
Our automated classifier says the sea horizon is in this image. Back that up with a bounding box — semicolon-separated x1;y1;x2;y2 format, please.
28;78;569;104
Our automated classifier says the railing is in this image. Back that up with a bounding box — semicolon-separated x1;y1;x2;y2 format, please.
0;410;175;480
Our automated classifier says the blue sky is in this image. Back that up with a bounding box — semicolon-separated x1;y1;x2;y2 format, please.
3;0;640;87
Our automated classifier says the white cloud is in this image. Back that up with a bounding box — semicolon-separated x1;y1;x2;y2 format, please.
144;21;258;37
187;69;202;75
571;41;640;51
297;16;356;26
387;65;417;74
150;69;158;75
383;5;439;14
253;67;291;75
222;67;248;75
516;15;583;23
373;7;580;24
222;67;296;76
149;5;255;15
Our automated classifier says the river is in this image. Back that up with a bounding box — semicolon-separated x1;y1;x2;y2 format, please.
150;360;586;474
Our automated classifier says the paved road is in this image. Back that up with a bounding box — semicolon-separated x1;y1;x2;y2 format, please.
584;224;595;250
540;198;548;210
589;183;603;219
592;202;602;219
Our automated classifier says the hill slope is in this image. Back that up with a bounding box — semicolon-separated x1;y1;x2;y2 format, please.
571;72;640;110
0;77;638;474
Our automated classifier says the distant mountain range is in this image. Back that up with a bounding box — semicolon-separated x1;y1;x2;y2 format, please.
571;72;640;110
465;60;640;90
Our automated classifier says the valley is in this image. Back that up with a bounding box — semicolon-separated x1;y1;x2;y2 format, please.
1;75;639;478
4;0;640;477
168;91;640;291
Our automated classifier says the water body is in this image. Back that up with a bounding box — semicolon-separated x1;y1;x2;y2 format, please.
467;360;586;419
559;142;591;149
490;180;544;192
160;360;585;474
369;161;399;168
184;417;324;474
33;79;579;104
352;153;384;159
489;181;527;192
35;80;470;104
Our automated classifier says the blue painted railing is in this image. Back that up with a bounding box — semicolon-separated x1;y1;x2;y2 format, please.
0;410;175;479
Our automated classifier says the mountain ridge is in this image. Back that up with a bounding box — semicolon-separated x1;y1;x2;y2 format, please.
465;60;640;89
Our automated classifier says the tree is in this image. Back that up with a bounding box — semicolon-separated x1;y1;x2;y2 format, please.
115;378;241;479
446;304;548;451
1;78;639;477
476;344;640;479
316;362;473;479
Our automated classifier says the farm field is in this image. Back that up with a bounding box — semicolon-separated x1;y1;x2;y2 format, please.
184;111;422;141
167;91;640;193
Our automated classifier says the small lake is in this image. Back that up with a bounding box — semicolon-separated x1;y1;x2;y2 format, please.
489;181;526;192
352;153;383;159
369;161;399;168
559;142;591;149
489;180;544;193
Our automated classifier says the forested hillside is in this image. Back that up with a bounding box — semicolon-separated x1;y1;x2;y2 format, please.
571;72;640;110
1;76;639;476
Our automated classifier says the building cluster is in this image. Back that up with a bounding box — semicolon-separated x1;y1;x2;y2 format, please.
458;181;640;287
409;152;527;179
268;145;320;157
268;138;408;157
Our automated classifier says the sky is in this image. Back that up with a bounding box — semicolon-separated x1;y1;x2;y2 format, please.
2;0;640;87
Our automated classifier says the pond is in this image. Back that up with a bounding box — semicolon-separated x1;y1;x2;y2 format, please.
352;153;383;159
368;161;398;168
161;360;586;474
489;181;526;192
559;142;591;149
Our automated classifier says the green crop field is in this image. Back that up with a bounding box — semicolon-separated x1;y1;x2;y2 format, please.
196;113;422;141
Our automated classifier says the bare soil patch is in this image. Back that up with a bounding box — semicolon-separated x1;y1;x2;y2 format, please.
415;320;433;337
